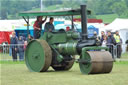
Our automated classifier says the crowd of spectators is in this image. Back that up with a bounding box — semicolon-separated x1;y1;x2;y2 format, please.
10;32;32;61
100;31;122;58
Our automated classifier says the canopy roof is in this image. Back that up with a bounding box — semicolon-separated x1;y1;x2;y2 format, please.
19;9;91;16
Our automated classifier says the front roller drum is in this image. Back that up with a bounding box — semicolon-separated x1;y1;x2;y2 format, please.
79;51;113;74
25;39;52;72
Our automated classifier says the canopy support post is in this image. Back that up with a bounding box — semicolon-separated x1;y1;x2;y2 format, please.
71;15;74;30
22;16;29;39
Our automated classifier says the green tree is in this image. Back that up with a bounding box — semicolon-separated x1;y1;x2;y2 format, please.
87;0;122;15
1;0;9;19
111;1;127;16
62;0;87;9
124;0;128;7
1;0;37;19
1;7;7;19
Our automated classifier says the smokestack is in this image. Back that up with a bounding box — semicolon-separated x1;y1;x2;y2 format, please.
81;5;87;40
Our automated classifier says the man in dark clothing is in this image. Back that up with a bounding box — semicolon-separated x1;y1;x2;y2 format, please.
10;32;18;61
107;31;116;58
44;17;55;32
33;16;47;39
17;36;24;61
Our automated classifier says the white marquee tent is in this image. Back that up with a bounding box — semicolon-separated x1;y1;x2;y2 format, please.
104;18;128;31
0;20;14;31
104;18;128;53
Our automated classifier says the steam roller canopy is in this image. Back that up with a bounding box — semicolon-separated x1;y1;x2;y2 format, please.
79;51;113;74
25;39;52;72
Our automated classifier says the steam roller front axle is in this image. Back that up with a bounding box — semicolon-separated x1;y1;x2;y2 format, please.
79;51;113;74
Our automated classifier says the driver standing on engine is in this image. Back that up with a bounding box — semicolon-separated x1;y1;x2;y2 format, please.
33;16;47;39
44;17;55;32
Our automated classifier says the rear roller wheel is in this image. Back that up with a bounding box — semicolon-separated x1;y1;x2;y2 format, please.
25;39;52;72
79;51;113;74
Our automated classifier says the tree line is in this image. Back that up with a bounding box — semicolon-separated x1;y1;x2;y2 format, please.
87;0;128;18
0;0;128;19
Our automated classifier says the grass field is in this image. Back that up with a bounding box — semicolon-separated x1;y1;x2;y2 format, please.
0;61;128;85
96;14;118;23
121;52;128;59
0;52;128;85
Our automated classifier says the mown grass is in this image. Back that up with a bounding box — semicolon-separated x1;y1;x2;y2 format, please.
121;52;128;59
0;52;128;85
0;61;24;64
96;14;118;23
0;61;128;85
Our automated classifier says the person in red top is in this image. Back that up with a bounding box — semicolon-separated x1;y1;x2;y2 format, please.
66;26;70;31
33;16;47;39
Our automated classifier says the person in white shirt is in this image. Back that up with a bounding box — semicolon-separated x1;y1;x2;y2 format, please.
102;35;107;47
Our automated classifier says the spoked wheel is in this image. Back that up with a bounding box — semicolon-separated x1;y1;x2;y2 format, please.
25;39;52;72
52;56;75;71
79;51;113;74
